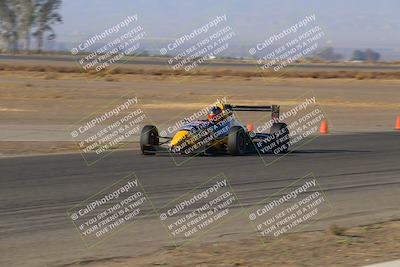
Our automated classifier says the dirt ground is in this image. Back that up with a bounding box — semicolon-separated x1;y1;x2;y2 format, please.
60;219;400;267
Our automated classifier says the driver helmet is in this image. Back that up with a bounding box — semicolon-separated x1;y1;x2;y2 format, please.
208;106;223;122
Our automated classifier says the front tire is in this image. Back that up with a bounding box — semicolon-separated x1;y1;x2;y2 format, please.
140;125;159;155
228;126;247;155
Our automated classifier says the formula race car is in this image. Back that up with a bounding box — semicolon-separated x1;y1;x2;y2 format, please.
140;103;290;156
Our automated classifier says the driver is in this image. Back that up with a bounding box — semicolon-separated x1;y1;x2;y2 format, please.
207;106;223;123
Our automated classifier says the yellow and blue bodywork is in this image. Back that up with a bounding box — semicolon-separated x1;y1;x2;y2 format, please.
140;103;290;156
169;104;238;154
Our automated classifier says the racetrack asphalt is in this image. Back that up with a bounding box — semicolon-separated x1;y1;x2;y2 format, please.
0;132;399;266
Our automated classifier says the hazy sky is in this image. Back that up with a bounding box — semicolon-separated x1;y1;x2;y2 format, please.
55;0;400;49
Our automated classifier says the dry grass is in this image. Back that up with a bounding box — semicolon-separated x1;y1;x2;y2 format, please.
44;73;60;80
104;76;118;82
329;224;347;236
1;63;400;80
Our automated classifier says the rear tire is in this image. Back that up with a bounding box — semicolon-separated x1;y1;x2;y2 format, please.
270;123;289;154
140;125;159;155
228;126;247;155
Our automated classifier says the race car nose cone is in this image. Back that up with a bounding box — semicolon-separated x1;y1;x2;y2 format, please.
170;130;189;148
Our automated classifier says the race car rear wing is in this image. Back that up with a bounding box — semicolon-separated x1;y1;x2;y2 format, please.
227;104;280;120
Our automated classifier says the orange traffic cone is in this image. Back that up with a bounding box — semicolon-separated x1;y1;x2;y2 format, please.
396;116;400;130
247;124;254;132
320;120;328;134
